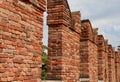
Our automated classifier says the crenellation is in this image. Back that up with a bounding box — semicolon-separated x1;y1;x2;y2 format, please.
97;35;109;82
80;20;98;82
81;19;94;41
47;0;81;82
71;11;81;33
93;28;98;44
0;0;120;82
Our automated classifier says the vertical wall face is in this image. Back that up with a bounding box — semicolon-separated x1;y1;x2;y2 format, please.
47;0;81;82
61;25;80;82
0;0;45;81
88;41;98;82
104;40;109;82
117;49;120;82
47;24;62;80
97;35;107;82
111;49;116;82
80;41;98;82
108;45;116;82
80;41;89;80
115;52;120;82
80;20;98;82
93;28;98;44
97;36;109;82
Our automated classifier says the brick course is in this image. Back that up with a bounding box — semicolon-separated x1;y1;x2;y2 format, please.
0;0;45;82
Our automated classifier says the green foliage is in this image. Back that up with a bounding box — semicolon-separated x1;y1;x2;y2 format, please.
42;69;47;80
42;52;48;64
42;45;48;80
42;45;48;51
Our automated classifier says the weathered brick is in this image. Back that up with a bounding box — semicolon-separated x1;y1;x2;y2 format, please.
80;20;98;82
0;48;2;52
0;0;119;82
0;68;6;73
0;58;7;63
97;35;109;82
0;54;9;58
0;0;46;82
47;0;81;82
108;45;116;82
116;49;120;82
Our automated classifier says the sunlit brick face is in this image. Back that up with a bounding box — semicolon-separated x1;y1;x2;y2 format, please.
0;0;46;81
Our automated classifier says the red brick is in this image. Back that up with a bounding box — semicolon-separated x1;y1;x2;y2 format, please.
80;20;98;82
0;35;2;39
0;54;8;58
0;58;7;63
108;45;116;82
47;0;81;81
0;0;46;82
0;0;119;82
0;43;8;48
97;35;109;82
0;48;3;52
0;68;6;73
13;58;23;64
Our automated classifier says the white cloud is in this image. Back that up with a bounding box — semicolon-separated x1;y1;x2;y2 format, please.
102;30;120;48
68;0;120;49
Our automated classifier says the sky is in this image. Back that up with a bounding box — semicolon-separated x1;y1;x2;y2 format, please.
43;0;120;50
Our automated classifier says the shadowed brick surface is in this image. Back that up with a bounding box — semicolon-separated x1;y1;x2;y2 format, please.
115;49;120;82
97;35;109;82
108;45;116;82
104;40;109;82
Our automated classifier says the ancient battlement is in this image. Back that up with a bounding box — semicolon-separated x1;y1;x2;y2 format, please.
0;0;120;82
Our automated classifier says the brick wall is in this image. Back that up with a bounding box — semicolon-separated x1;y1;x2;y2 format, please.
47;0;119;82
0;0;119;82
97;35;106;82
47;0;81;82
115;49;120;82
97;36;109;82
108;45;116;82
115;52;119;82
0;0;45;81
80;20;98;82
104;40;109;82
118;49;120;82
